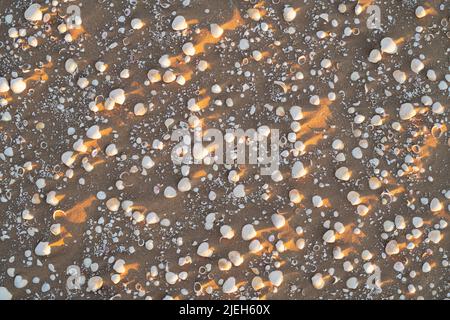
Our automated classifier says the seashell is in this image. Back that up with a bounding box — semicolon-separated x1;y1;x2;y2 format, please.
274;81;288;94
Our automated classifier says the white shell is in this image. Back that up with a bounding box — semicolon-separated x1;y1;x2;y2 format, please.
222;277;237;294
0;287;12;300
172;16;187;31
380;37;397;54
197;242;213;257
385;240;399;255
269;270;283;287
399;103;416;120
283;7;297;22
241;224;257;240
271;213;286;229
35;241;51;256
24;4;42;22
87;276;103;292
10;78;27;94
210;24;224;38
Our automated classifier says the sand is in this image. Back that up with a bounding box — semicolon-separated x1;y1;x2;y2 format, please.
0;0;448;300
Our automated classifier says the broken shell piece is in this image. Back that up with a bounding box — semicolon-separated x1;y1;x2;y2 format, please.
239;39;250;51
197;242;213;257
380;37;397;54
252;50;263;61
333;247;344;259
172;16;187;31
241;224;257;241
35;242;51;256
321;58;332;69
271;170;283;182
427;69;437;81
211;84;222;94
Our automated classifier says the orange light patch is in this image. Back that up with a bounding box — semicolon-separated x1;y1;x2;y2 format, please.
62;195;96;224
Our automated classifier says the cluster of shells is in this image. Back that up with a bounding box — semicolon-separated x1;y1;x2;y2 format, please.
0;0;448;300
